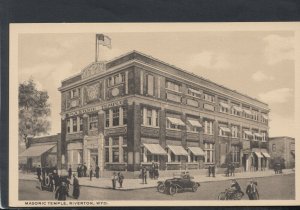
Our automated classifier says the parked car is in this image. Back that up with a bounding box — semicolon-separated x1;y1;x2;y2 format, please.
157;172;200;195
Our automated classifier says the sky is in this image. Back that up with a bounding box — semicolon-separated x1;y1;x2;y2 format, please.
18;31;295;137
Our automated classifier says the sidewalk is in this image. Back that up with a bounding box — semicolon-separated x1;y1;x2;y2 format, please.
19;169;295;191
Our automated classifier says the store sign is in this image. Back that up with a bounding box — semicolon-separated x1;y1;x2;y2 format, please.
102;100;124;109
68;106;102;117
203;103;215;111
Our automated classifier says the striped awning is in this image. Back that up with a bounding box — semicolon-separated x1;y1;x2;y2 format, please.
243;109;253;115
219;102;230;109
254;133;263;138
167;117;185;126
19;144;56;157
167;145;188;156
253;151;263;158
143;143;167;155
188;147;205;156
244;130;253;136
188;119;202;127
261;149;271;158
232;105;243;112
220;126;231;133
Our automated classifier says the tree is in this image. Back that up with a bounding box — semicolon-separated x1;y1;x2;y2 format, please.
19;79;51;148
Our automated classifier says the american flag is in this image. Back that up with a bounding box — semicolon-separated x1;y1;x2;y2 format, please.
96;34;111;49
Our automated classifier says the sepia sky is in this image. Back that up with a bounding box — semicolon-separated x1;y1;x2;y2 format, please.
18;31;295;137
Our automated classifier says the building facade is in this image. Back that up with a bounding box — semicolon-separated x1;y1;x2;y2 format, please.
20;134;60;170
269;136;295;169
59;51;270;173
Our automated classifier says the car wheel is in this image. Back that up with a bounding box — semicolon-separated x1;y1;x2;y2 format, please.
192;184;198;192
169;185;177;195
218;192;226;200
157;183;166;193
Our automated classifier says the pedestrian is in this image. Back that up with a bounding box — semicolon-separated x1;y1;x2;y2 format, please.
68;165;72;179
112;172;117;189
83;164;87;177
154;163;159;179
72;174;80;199
89;166;93;181
226;164;230;177
77;166;81;178
246;179;259;200
208;165;211;177
211;164;215;177
95;165;100;178
55;181;68;201
142;166;147;184
36;165;42;181
232;163;235;176
118;172;124;188
52;169;60;191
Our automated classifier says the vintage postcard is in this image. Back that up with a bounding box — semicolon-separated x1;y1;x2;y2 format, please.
9;23;300;207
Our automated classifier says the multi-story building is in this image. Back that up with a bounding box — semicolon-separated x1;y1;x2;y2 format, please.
269;136;295;169
58;51;270;174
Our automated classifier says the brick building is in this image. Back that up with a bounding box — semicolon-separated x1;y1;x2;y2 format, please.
58;51;270;174
269;136;295;169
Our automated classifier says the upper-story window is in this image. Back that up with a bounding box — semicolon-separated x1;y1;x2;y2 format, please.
243;129;252;140
252;110;259;121
219;124;230;137
147;74;154;96
70;88;81;99
107;73;125;87
89;113;98;130
204;120;213;135
79;117;83;131
261;132;267;142
231;125;239;138
105;107;127;128
253;131;262;141
204;93;215;103
105;110;110;127
219;101;230;113
142;107;159;127
166;81;181;92
187;87;201;97
243;108;253;119
187;119;202;132
72;117;78;132
261;113;268;123
231;104;242;116
166;116;185;130
112;107;120;126
67;116;83;133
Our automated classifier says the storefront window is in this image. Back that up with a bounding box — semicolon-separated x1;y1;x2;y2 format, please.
204;143;214;163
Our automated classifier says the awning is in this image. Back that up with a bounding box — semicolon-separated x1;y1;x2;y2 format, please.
232;105;243;112
220;126;231;133
188;88;201;95
262;114;268;120
243;109;253;115
167;145;188;156
19;144;56;157
143;143;167;155
261;149;271;158
219;102;230;109
167;117;185;126
253;151;263;158
254;133;263;138
188;147;205;156
188;119;202;127
244;130;253;136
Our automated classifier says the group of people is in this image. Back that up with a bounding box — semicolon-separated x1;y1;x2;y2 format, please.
225;163;236;177
207;165;216;177
274;163;283;174
227;179;259;200
68;164;100;180
149;162;159;180
111;171;125;189
55;174;80;200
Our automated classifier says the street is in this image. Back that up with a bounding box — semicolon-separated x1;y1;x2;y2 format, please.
19;173;295;200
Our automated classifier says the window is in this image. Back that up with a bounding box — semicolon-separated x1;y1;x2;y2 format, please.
166;118;180;129
105;148;109;162
231;105;241;116
166;81;181;92
142;108;159;127
204;93;215;103
106;73;125;87
67;119;71;133
243;130;252;140
112;108;119;126
219;101;229;113
187;87;201;97
121;73;125;83
79;117;83;131
231;125;238;138
272;144;276;152
204;143;214;163
190;154;199;162
147;75;154;96
72;117;77;132
261;132;267;142
219;126;230;137
89;113;98;130
104;136;127;163
105;110;110;127
114;75;120;85
252;110;258;121
204;120;213;135
123;107;127;125
112;148;119;162
70;88;80;99
231;146;240;163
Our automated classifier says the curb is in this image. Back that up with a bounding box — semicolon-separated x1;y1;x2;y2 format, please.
20;171;295;191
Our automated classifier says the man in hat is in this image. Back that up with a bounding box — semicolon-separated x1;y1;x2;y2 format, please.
246;179;259;200
72;174;80;199
55;181;68;200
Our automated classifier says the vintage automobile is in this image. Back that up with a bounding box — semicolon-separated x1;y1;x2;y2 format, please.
157;172;200;195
